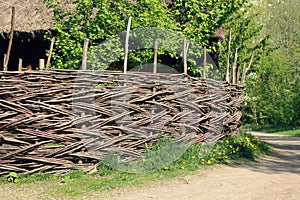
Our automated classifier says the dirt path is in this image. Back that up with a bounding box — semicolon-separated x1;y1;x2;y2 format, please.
1;132;299;200
108;132;300;200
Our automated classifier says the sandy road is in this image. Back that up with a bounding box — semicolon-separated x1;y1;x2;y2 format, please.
107;132;300;200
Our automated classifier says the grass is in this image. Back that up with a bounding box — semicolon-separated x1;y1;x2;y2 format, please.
0;132;272;199
243;124;300;137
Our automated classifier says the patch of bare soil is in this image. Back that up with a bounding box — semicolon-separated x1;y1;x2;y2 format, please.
0;132;299;200
107;132;300;200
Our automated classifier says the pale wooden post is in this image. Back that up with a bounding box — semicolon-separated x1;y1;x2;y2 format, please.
225;28;232;83
123;16;132;74
232;48;238;84
182;39;188;135
4;7;15;71
236;63;241;85
183;39;187;75
153;39;158;74
241;63;247;86
81;39;89;70
39;59;45;70
18;59;22;71
241;51;255;86
46;38;55;70
3;54;7;71
203;46;207;79
152;39;158;116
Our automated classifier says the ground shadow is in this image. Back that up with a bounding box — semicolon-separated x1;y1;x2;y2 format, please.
230;132;300;175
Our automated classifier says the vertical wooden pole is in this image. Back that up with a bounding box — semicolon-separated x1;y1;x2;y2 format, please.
4;7;15;71
203;46;207;79
81;39;89;70
153;39;158;74
241;63;247;86
232;48;238;84
46;38;55;70
225;28;232;83
18;58;22;71
152;40;158;116
241;51;255;86
183;39;187;75
39;59;45;70
3;54;7;71
236;63;241;85
123;16;132;74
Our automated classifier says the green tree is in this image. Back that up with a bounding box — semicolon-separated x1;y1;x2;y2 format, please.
242;0;300;125
45;0;175;69
46;0;255;72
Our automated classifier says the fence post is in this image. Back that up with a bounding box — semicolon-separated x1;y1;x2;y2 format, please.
183;39;187;75
4;7;15;71
46;38;55;70
241;63;247;86
225;28;232;83
203;46;207;79
236;63;241;85
241;51;255;86
39;59;45;70
232;48;238;84
3;54;7;71
81;39;89;70
18;59;22;71
153;39;158;74
123;16;132;74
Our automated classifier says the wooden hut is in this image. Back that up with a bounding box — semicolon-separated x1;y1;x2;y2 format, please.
0;0;53;71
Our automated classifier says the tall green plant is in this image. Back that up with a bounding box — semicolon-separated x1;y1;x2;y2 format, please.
241;0;300;125
45;0;175;69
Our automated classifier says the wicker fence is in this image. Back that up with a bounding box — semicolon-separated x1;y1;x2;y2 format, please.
0;70;243;176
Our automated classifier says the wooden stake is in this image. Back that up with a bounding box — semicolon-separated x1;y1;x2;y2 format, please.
236;63;241;85
123;16;132;74
39;59;45;70
241;63;247;86
203;46;207;79
46;38;55;70
4;7;15;70
153;39;158;74
225;28;232;83
246;50;255;72
18;59;22;71
183;39;187;75
241;51;255;86
81;39;89;70
152;40;158;115
232;47;238;84
3;54;7;71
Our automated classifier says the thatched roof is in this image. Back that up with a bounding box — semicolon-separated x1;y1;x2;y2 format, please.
0;0;54;38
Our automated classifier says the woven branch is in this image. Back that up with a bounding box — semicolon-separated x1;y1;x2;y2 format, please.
0;70;243;176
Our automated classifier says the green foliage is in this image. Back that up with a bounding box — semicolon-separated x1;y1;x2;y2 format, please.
170;0;248;45
241;0;299;126
45;0;176;69
257;52;297;125
45;0;255;74
7;172;18;183
218;2;273;76
170;132;271;170
45;0;126;69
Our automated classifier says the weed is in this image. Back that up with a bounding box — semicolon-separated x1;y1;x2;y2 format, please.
7;172;18;183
